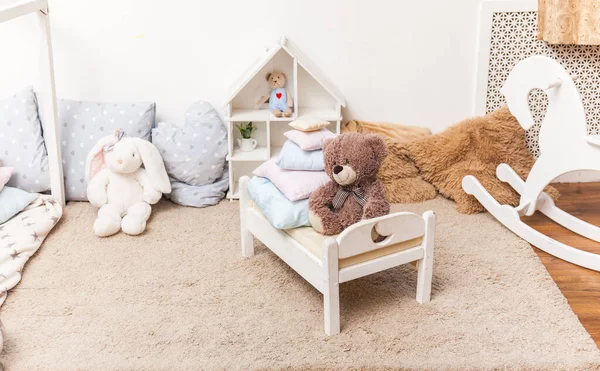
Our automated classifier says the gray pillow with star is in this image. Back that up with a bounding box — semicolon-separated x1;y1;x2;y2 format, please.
0;87;50;193
152;101;228;186
43;98;155;201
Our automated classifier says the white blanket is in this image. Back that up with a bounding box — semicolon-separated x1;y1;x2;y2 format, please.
0;196;63;308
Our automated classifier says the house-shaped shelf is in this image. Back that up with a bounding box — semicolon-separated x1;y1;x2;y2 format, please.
224;36;346;199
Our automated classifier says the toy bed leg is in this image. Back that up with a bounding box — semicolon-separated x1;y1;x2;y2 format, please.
239;176;254;258
323;238;340;336
416;211;436;304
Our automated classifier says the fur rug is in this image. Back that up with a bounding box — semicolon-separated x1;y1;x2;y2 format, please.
342;120;437;203
407;107;559;214
343;108;559;214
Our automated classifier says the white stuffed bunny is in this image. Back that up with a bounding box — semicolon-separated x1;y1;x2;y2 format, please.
85;130;171;237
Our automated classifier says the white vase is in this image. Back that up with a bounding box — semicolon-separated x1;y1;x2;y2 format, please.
237;138;257;152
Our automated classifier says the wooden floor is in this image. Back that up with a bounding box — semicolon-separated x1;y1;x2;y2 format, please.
522;182;600;348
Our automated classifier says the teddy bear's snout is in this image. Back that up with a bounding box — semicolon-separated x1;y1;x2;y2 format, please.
333;165;343;174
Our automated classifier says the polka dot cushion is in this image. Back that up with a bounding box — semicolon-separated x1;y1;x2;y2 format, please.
152;101;228;187
52;98;155;201
0;87;50;193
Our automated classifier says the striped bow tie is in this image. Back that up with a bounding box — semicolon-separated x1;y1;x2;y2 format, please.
103;129;126;153
332;185;367;210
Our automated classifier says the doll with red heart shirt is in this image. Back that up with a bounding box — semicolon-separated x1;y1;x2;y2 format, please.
256;71;293;117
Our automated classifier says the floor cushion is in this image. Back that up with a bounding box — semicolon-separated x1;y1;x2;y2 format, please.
166;170;229;208
0;87;50;192
0;167;13;192
0;186;37;224
407;107;559;214
41;98;155;201
152;101;228;186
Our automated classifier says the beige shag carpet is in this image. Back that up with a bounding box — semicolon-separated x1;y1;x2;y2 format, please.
1;198;599;370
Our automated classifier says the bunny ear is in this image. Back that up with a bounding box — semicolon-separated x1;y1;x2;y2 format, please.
132;138;171;193
85;135;118;182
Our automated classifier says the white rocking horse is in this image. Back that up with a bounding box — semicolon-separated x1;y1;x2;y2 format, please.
462;55;600;272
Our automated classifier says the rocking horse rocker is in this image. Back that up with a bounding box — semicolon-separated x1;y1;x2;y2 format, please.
462;55;600;272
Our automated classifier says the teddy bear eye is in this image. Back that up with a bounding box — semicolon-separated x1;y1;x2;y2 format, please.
132;153;135;157
345;159;349;164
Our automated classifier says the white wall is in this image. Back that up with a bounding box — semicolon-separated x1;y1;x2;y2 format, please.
0;0;478;133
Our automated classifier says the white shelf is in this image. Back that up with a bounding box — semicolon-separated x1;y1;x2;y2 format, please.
226;147;282;200
227;181;240;199
0;0;46;23
226;107;341;122
226;146;281;162
227;147;269;162
227;109;296;122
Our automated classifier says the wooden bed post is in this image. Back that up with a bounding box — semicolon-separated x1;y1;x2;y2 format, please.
239;176;254;258
416;211;435;304
37;1;65;206
323;238;340;336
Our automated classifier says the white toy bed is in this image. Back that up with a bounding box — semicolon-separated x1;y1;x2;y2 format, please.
239;176;436;335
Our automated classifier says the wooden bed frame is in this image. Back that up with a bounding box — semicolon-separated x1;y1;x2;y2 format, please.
239;176;436;335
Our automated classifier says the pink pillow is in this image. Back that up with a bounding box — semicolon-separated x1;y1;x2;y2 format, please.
253;159;330;201
283;128;336;151
0;167;13;192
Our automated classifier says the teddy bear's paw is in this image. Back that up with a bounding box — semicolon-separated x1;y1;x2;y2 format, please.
272;109;283;117
309;210;325;234
283;108;293;117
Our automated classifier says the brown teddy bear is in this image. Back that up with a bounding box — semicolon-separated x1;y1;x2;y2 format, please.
309;133;390;235
256;71;293;117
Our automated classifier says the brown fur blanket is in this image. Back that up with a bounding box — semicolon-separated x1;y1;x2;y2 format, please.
343;107;559;214
342;120;437;203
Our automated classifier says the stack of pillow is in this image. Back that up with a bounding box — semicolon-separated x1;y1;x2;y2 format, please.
247;120;336;229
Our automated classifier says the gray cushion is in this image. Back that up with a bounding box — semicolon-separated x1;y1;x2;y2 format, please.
53;99;155;200
152;101;227;186
0;87;50;192
166;169;229;207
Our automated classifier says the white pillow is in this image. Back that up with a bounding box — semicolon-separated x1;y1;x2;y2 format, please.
253;158;329;201
283;129;336;151
289;119;330;132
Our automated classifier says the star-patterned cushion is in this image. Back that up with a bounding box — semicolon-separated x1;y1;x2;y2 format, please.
0;87;50;193
42;98;155;201
152;101;228;186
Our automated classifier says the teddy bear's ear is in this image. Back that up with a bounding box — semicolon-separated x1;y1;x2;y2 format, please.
281;73;286;80
365;134;388;163
266;73;272;81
